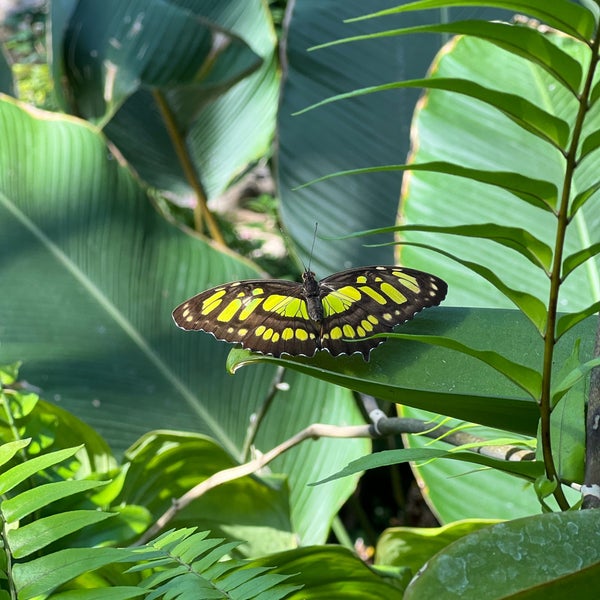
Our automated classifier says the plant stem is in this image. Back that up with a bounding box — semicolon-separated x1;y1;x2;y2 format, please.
540;31;600;511
152;89;225;244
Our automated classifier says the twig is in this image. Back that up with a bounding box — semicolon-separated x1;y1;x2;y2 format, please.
362;395;535;462
134;422;370;545
583;315;600;509
241;366;287;460
134;404;536;545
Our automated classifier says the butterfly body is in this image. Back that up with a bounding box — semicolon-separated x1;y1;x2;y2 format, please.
173;266;447;360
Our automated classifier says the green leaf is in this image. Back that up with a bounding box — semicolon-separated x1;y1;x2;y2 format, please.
313;447;543;486
403;511;600;599
0;439;30;468
314;20;582;95
402;241;549;333
384;332;542;399
229;307;557;436
561;242;600;279
348;0;597;41
400;35;592;315
398;29;595;523
251;546;404;599
118;432;296;557
298;77;570;149
12;548;129;600
569;181;600;216
7;510;115;558
278;2;516;274
550;383;585;485
384;223;553;271
0;361;21;385
299;162;558;212
556;301;600;339
376;519;498;576
551;355;600;407
106;2;279;201
1;479;108;522
51;0;261;123
0;446;82;495
50;589;146;600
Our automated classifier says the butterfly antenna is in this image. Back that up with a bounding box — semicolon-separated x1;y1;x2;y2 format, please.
307;222;318;273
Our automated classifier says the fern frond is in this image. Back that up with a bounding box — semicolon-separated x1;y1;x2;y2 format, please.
129;529;300;600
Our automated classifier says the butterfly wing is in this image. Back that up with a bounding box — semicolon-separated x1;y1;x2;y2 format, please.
318;266;447;359
172;279;321;357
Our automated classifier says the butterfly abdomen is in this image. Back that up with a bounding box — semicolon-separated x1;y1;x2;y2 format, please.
302;270;324;322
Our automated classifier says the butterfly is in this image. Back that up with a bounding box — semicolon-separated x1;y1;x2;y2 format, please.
172;266;447;360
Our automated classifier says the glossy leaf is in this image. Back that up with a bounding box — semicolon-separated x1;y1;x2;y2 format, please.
229;307;596;437
403;511;600;599
384;332;542;398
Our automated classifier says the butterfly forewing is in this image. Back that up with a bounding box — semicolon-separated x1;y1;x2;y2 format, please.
172;279;322;356
173;266;447;360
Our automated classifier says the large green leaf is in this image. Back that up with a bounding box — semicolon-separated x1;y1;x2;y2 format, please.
277;0;512;273
397;30;598;520
229;307;596;437
51;0;279;202
0;95;368;547
375;519;498;576
401;33;596;309
403;511;600;599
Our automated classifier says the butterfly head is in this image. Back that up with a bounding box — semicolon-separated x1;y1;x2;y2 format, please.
302;269;317;283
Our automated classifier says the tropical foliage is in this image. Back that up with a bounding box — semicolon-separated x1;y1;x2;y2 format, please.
0;0;599;597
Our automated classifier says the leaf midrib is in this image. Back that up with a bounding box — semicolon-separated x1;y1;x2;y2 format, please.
0;192;237;456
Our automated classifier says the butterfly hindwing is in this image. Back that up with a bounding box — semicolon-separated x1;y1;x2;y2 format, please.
173;266;447;360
